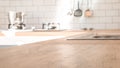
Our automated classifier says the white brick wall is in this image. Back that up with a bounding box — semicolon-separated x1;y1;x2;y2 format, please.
0;0;120;30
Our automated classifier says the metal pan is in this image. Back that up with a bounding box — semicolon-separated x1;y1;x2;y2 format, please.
74;0;82;17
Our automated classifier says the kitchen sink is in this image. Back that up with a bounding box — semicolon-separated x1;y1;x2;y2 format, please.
93;35;120;39
67;34;120;40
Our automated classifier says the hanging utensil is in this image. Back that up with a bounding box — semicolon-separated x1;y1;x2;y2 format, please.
67;0;75;16
84;0;93;17
71;0;75;15
74;0;82;17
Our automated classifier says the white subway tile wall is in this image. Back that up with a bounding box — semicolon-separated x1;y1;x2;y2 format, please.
0;0;120;30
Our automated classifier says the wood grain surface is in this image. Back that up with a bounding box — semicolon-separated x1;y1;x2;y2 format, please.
0;30;120;68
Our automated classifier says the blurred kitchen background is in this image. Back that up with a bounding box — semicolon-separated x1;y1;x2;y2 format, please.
0;0;120;30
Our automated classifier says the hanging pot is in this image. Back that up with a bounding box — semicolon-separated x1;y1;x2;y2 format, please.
74;0;82;17
84;0;93;17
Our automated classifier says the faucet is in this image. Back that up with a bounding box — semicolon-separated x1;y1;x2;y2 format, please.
42;23;60;30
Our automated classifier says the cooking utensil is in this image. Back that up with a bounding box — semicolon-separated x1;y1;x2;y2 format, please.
74;0;82;17
84;0;93;17
67;0;75;15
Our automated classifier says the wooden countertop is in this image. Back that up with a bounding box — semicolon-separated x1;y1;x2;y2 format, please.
15;30;86;36
0;30;120;68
